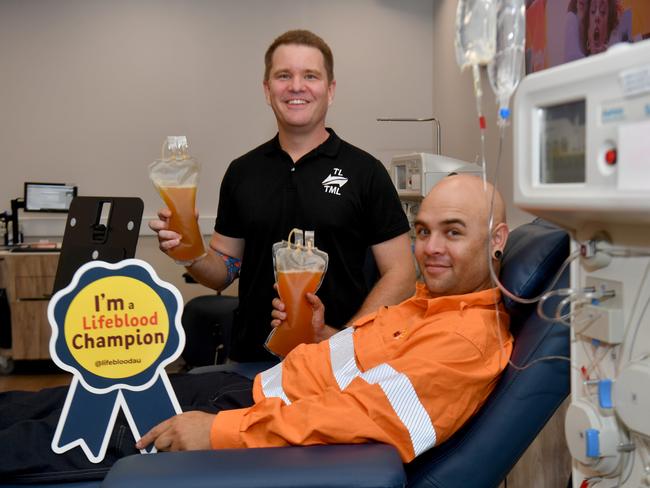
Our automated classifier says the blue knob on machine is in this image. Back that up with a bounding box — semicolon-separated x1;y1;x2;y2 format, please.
598;379;613;409
586;428;600;458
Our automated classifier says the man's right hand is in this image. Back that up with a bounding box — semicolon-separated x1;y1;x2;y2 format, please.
148;207;182;254
271;286;338;343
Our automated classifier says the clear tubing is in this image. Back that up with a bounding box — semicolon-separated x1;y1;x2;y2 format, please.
616;444;636;487
472;64;488;189
623;261;650;364
487;124;574;371
488;125;581;306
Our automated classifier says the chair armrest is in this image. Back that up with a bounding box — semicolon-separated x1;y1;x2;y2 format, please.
102;444;406;488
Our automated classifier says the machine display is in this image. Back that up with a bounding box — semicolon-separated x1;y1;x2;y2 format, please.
539;100;586;184
514;40;650;488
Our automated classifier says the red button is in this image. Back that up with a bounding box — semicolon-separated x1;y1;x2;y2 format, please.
605;149;617;165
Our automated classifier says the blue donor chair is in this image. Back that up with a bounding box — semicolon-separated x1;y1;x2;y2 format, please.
100;219;571;488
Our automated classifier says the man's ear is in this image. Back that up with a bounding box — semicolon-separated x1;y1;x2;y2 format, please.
491;222;509;256
327;79;336;106
263;80;271;105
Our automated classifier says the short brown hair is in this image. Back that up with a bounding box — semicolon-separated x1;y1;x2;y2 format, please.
264;29;334;83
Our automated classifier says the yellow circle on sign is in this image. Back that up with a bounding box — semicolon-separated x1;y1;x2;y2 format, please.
64;276;169;379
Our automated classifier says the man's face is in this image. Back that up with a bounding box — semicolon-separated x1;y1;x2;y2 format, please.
413;179;494;297
588;0;609;54
263;44;335;135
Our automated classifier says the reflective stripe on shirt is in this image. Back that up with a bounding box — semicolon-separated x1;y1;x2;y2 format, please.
330;326;437;456
328;327;358;390
260;362;292;405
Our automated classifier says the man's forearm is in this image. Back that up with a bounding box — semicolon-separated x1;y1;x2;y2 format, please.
184;251;230;292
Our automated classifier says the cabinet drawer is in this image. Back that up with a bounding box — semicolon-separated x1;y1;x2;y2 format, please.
11;300;51;359
15;276;55;300
11;254;59;277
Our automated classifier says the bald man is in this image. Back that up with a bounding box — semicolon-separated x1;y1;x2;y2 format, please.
0;175;513;481
139;174;513;458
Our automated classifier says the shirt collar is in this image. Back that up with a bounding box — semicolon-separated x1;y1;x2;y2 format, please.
264;128;341;160
413;282;502;314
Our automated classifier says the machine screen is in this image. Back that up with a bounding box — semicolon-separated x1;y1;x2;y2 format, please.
395;165;407;191
539;100;586;184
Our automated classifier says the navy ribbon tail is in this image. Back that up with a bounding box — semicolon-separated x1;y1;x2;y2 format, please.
122;375;179;451
58;386;119;458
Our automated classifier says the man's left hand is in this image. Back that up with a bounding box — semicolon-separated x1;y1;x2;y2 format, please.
136;411;215;452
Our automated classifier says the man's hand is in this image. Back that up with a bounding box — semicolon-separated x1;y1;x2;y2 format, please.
148;208;182;254
271;285;338;343
136;411;215;452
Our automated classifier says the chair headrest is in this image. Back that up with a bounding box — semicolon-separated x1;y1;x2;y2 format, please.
500;219;570;318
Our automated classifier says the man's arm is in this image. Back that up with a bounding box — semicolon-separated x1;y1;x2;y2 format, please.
184;232;245;292
349;232;415;321
149;207;245;292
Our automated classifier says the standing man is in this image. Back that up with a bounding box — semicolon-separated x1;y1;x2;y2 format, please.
150;30;415;363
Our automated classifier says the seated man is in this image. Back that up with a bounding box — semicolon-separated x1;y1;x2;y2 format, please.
0;174;511;482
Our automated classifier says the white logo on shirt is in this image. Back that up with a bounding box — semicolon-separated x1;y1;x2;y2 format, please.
322;168;348;196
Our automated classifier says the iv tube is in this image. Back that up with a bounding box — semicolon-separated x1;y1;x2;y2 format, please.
487;125;580;306
487;124;577;372
455;0;497;188
472;64;489;188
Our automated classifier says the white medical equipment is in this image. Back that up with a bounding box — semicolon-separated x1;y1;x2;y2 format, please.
378;116;480;228
389;153;480;231
390;152;481;199
514;40;650;487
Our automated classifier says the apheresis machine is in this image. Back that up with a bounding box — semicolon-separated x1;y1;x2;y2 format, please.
389;152;480;232
515;40;650;487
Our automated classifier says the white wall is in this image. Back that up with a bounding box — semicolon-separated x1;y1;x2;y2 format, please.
1;0;534;301
0;0;435;299
1;0;435;227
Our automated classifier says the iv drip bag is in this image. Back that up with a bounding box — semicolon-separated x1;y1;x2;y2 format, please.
487;0;526;123
455;0;497;69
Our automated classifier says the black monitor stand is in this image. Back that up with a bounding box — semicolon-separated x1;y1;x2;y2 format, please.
52;196;144;294
1;198;24;246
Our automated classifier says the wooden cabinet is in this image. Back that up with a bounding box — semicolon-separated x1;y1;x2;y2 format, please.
0;252;59;360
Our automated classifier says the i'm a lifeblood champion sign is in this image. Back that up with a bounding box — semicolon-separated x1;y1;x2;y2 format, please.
48;259;185;463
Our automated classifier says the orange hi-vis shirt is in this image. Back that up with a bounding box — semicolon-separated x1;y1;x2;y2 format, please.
211;284;512;462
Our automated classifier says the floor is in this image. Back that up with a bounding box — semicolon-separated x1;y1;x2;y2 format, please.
0;360;72;391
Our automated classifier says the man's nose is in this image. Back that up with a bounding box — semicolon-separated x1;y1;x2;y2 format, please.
289;75;304;91
423;233;445;255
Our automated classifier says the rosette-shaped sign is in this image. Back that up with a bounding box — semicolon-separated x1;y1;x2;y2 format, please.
48;259;185;463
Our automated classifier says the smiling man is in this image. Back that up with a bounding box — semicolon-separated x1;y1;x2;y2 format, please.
150;30;415;365
414;174;508;298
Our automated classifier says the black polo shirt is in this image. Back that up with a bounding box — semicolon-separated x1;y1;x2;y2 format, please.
215;129;409;361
